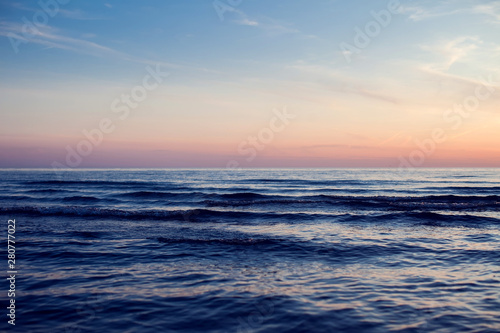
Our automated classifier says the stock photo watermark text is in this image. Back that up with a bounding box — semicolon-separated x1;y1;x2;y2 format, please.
6;219;17;326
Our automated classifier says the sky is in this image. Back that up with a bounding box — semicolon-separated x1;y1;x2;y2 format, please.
0;0;499;168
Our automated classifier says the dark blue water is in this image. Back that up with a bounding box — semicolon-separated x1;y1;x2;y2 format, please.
1;168;499;332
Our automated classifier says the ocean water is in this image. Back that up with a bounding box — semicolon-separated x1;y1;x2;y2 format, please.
1;168;499;332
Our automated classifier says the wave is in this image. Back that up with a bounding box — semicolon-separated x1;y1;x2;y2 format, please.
337;211;500;226
3;189;499;214
115;191;268;201
203;193;500;211
156;236;281;246
2;205;498;226
422;186;500;193
24;180;190;190
216;192;268;200
0;206;317;222
62;195;102;202
25;189;74;193
119;191;269;202
115;191;204;199
153;236;500;265
25;180;153;185
239;179;372;186
0;195;33;201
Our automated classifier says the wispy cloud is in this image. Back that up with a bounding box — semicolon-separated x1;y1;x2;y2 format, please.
400;1;500;23
0;21;123;57
420;66;499;93
472;2;500;22
6;3;106;20
420;36;482;71
288;62;402;104
399;5;460;21
228;10;313;38
235;18;259;27
57;9;107;21
0;22;212;72
235;15;298;35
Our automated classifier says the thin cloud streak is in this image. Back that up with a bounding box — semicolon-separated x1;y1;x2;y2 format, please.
0;22;216;73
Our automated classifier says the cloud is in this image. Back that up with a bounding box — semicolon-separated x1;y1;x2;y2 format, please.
228;10;307;37
236;18;259;27
0;22;195;71
288;63;402;104
57;9;106;21
420;66;499;93
420;36;482;71
0;21;123;57
6;3;105;20
400;1;500;23
472;3;500;22
399;5;460;21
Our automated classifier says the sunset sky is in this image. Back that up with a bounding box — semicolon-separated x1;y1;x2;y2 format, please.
1;0;499;168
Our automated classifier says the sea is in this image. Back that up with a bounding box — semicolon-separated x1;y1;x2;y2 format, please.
0;168;499;332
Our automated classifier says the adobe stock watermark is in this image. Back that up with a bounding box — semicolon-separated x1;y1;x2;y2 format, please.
339;0;402;64
213;0;243;21
8;0;71;54
51;64;169;173
226;106;296;171
236;299;274;333
396;74;498;175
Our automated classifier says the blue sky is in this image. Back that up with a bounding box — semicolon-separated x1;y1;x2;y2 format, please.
1;0;499;167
